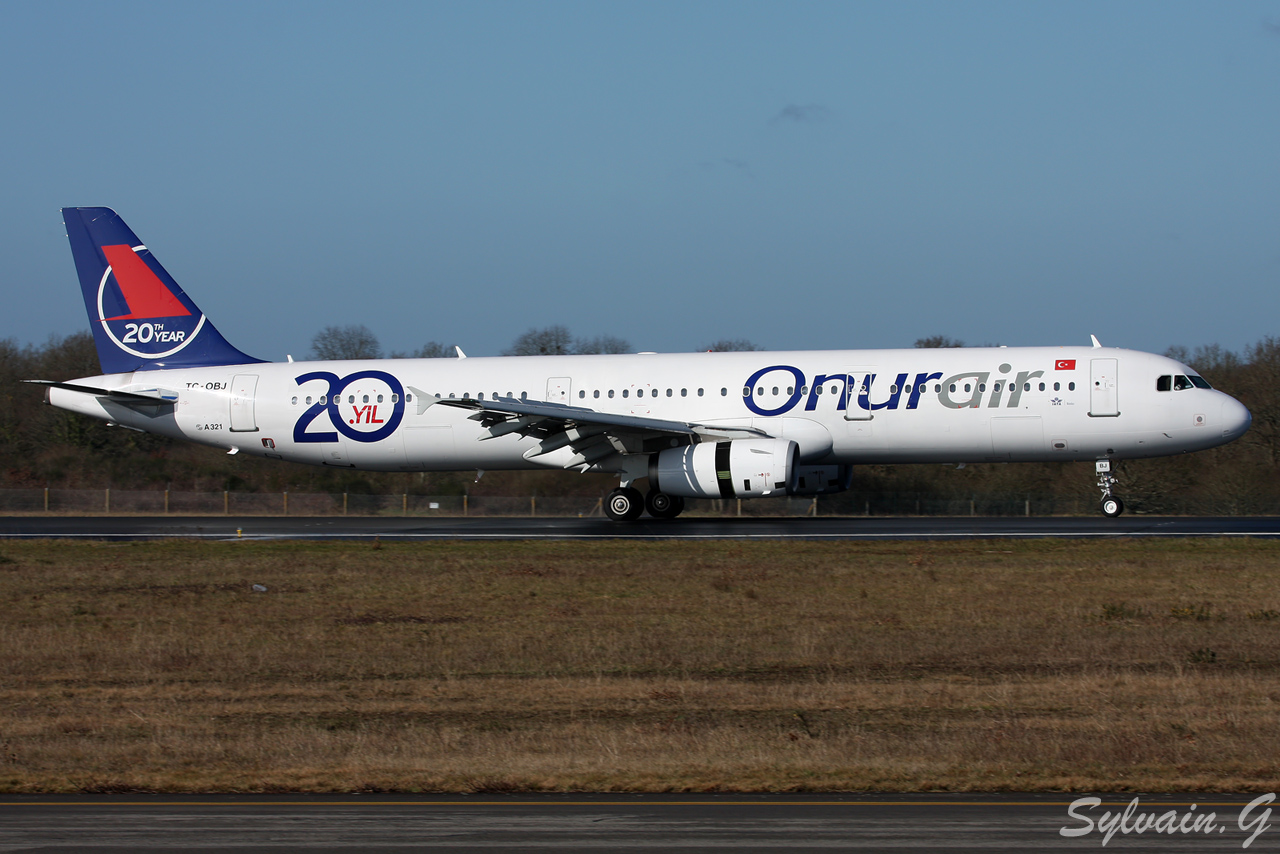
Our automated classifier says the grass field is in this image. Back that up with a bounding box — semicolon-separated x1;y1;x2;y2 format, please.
2;537;1280;792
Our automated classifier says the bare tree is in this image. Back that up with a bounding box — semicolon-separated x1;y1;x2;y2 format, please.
391;342;457;359
503;326;574;356
311;325;383;360
574;334;629;355
702;339;762;352
914;335;965;348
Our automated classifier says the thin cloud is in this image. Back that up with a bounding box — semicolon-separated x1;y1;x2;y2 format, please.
770;104;829;125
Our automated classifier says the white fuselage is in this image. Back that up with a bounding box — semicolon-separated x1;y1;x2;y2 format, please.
47;346;1251;474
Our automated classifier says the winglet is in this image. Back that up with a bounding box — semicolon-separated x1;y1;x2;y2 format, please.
1090;334;1102;349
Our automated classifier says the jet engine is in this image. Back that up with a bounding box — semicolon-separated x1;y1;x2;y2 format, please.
648;438;799;499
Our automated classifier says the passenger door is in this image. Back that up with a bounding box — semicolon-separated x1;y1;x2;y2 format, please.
1089;359;1119;417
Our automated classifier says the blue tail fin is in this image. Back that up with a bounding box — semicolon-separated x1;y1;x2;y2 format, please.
62;207;262;373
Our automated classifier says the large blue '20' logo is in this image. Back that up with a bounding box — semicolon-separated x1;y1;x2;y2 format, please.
293;370;405;444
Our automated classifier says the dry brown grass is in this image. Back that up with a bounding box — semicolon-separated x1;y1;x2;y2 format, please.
2;537;1280;792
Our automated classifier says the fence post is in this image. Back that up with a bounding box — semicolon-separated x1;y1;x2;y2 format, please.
283;491;288;516
463;494;468;516
224;491;229;515
403;493;408;515
736;498;742;517
1025;497;1030;517
970;497;976;517
343;492;348;515
865;499;870;517
810;496;818;517
43;487;49;513
531;496;536;516
104;488;110;513
164;489;170;514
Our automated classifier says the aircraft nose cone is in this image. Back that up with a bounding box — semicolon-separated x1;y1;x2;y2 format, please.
1221;396;1251;440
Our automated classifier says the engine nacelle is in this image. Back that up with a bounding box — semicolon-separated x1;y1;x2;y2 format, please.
649;438;799;499
788;465;853;496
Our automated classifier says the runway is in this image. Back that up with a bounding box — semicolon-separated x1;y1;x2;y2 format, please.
1;514;1279;540
2;793;1273;852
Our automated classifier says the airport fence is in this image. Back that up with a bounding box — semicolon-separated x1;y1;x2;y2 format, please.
0;488;1271;517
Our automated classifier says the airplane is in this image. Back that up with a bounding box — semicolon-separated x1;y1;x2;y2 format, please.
29;207;1252;521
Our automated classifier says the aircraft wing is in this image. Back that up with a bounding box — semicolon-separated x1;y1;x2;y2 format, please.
418;390;767;470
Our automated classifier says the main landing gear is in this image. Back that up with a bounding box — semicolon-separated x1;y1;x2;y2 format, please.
603;487;685;521
1096;459;1124;518
644;489;685;520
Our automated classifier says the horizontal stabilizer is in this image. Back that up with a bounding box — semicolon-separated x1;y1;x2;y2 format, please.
24;380;178;405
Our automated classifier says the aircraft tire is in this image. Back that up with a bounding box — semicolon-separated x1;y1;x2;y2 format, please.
1101;496;1124;518
605;487;645;521
645;490;684;519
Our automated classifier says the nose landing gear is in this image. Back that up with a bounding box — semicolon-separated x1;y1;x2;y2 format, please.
1096;460;1124;517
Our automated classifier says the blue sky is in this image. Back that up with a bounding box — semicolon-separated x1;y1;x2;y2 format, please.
3;1;1278;361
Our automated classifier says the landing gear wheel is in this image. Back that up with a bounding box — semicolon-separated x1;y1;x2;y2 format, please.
1101;496;1124;518
645;490;685;519
605;487;645;521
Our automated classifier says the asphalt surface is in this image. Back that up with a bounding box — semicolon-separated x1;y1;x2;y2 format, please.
1;514;1279;540
3;793;1277;852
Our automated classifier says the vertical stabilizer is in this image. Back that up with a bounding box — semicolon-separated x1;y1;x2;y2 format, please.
62;207;262;373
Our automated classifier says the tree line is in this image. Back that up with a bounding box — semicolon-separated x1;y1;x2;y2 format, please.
309;323;763;359
2;330;1278;513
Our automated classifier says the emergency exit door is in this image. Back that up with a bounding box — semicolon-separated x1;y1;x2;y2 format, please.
546;377;571;404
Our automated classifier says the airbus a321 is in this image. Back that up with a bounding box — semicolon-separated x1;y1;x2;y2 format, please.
30;207;1252;520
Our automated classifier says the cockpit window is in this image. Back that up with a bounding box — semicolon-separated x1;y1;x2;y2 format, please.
1156;375;1171;392
1189;375;1212;389
1173;375;1194;391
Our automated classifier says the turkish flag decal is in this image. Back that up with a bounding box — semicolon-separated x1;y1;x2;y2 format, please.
1055;359;1076;370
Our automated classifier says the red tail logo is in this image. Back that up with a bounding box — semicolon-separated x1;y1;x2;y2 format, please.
100;245;191;320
